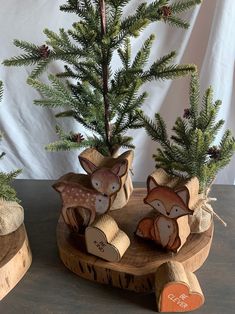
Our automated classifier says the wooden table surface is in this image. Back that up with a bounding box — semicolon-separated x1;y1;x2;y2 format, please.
0;181;234;314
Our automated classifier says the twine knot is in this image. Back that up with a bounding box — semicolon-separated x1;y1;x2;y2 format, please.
200;196;227;227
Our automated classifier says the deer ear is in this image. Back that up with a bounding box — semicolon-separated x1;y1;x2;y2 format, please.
53;182;65;193
147;176;159;192
79;157;97;174
176;187;190;206
111;160;128;177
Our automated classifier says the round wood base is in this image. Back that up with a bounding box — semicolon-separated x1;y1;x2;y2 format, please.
57;188;213;293
0;224;32;300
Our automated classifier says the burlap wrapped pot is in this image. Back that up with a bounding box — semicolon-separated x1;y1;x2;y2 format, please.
0;199;24;236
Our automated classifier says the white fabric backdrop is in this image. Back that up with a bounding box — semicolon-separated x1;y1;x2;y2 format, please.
0;0;234;184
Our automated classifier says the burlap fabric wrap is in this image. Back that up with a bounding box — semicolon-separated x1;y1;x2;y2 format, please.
188;197;213;233
0;199;24;236
188;186;227;233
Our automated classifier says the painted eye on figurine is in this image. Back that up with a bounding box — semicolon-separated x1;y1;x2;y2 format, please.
93;180;100;188
150;200;166;216
169;206;188;218
110;183;119;193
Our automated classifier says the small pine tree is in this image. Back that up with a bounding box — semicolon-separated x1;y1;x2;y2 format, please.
139;74;235;193
0;81;21;202
3;0;201;156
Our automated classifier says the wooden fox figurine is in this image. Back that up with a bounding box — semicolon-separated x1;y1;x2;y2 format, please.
136;215;189;252
53;180;111;232
144;177;193;218
136;169;195;252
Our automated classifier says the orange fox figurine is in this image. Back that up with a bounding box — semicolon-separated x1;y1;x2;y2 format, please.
136;215;187;252
136;171;193;252
144;176;193;218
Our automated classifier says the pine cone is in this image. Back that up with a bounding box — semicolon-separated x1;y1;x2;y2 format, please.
183;108;191;119
159;6;172;18
71;133;84;143
39;45;50;59
207;146;221;160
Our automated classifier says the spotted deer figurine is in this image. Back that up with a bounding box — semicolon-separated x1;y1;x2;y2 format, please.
53;180;111;232
136;169;198;252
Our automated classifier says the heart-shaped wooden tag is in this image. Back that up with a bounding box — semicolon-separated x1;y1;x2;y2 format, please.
85;214;130;262
156;261;204;312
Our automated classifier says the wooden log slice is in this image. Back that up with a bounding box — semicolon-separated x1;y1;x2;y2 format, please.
0;224;32;300
57;188;213;293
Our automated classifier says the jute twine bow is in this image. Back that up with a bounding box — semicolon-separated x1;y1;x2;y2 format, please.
194;186;227;227
201;197;227;227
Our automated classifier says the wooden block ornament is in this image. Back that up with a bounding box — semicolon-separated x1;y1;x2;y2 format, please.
155;261;204;312
85;214;130;262
136;169;200;253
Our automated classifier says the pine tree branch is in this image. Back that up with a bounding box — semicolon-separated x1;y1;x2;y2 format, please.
170;0;202;14
45;139;92;151
143;64;197;81
3;0;202;157
164;15;189;29
143;73;235;192
150;51;177;70
189;72;199;126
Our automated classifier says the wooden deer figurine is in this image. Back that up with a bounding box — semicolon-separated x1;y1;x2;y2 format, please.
53;149;131;232
79;148;134;210
79;155;128;197
53;178;111;232
136;169;199;252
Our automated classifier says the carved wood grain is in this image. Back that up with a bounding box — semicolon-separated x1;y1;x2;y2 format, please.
0;224;32;300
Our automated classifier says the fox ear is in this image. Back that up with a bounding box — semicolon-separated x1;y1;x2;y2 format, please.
111;160;128;177
176;187;190;206
147;176;159;192
79;156;97;174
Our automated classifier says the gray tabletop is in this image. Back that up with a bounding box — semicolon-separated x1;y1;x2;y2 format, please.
0;181;234;314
